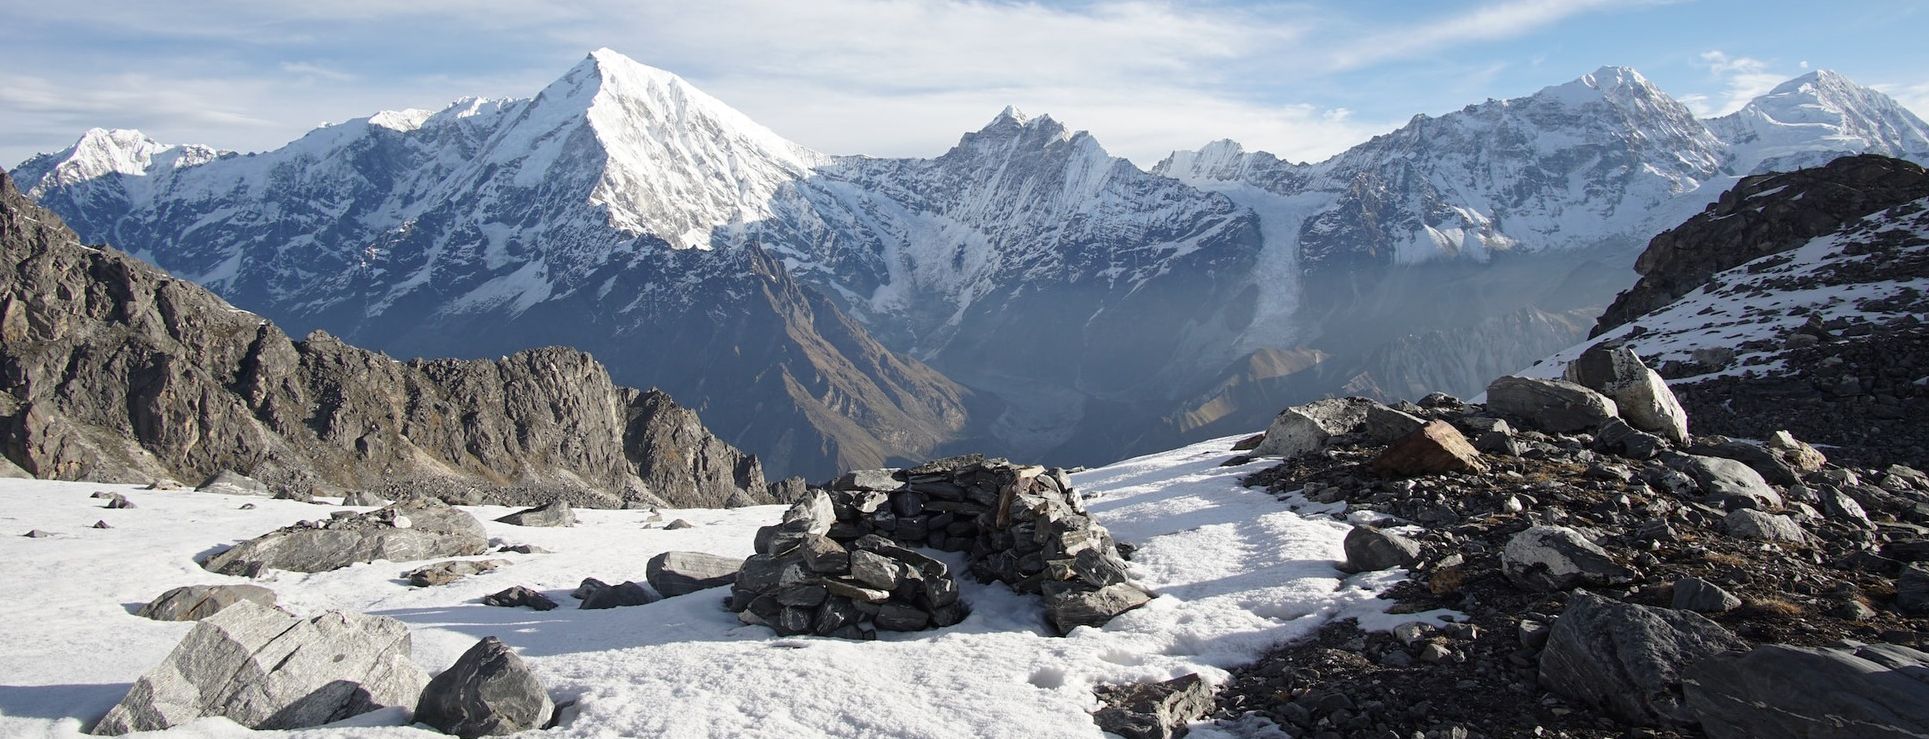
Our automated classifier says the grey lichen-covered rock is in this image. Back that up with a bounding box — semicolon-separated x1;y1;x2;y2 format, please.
493;500;575;528
136;584;278;621
1671;577;1742;613
1685;642;1929;739
1253;397;1424;459
197;470;270;496
414;636;554;738
1093;673;1216;739
93;601;427;733
1722;509;1807;542
1538;591;1748;727
645;551;743;597
202;499;489;575
1501;525;1636;591
1565;344;1689;443
0;171;766;508
1341;525;1421;572
1485;376;1619;434
1666;454;1784;509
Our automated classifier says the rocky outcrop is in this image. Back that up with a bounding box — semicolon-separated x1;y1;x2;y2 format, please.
202;499;490;576
494;501;575;528
94;601;427;733
414;637;554;738
1484;376;1618;434
1093;674;1216;739
1595;154;1929;335
0;166;766;507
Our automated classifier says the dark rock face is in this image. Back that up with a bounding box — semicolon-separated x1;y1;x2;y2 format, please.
202;499;490;575
1685;643;1929;739
0;166;765;507
1342;525;1422;572
136;584;277;621
94;601;426;733
415;636;554;738
1537;592;1748;727
1596;154;1929;335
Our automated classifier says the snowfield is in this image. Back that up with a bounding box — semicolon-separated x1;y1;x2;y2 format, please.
0;436;1427;738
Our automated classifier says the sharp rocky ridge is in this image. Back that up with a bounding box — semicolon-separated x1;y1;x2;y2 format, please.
15;51;1929;476
0;164;767;507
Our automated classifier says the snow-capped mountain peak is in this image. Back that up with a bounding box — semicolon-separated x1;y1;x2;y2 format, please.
1709;68;1929;175
11;128;225;200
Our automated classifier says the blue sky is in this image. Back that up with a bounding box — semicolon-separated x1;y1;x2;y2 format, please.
2;0;1924;167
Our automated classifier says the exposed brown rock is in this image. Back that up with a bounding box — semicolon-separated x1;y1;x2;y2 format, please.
1370;421;1486;477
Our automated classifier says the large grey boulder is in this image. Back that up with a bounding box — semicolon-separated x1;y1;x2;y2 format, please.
197;470;270;497
202;499;489;576
1485;376;1619;434
1538;592;1748;727
1565;345;1689;443
414;636;554;738
1665;454;1783;509
1685;643;1929;739
1253;397;1424;459
406;559;508;587
1501;525;1636;591
1341;525;1421;572
93;601;427;733
1722;509;1807;542
645;551;744;597
136;584;278;622
493;500;575;528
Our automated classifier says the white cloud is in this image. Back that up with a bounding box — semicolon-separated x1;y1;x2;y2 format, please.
1873;81;1929;120
1327;0;1627;72
1685;50;1789;117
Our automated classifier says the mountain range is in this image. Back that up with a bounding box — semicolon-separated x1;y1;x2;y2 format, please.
15;49;1929;478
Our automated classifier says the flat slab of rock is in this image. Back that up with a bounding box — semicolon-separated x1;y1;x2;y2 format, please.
1539;592;1747;727
646;551;744;597
415;636;554;738
341;490;388;507
1722;509;1806;542
196;470;270;497
494;500;575;528
1369;420;1486;477
202;499;488;576
1043;582;1151;634
1485;376;1619;434
136;584;277;621
1093;673;1216;739
1686;642;1929;739
1254;397;1424;459
1502;525;1635;591
93;601;426;733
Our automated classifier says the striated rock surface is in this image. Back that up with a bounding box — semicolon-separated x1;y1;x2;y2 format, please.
414;636;554;738
0;166;765;507
94;601;426;733
136;584;277;622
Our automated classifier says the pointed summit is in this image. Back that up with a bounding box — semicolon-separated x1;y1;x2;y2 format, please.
991;105;1031;125
1710;68;1929;174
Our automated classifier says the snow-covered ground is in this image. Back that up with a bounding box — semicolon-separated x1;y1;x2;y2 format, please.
0;436;1428;738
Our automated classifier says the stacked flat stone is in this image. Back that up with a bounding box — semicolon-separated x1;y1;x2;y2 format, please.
729;455;1149;638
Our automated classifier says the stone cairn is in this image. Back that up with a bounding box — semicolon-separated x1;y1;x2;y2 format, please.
729;455;1149;638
